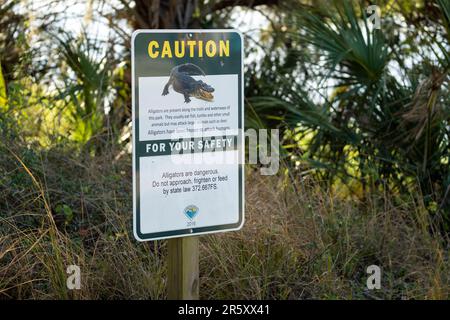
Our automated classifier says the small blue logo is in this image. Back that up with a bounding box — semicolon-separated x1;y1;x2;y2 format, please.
184;205;199;220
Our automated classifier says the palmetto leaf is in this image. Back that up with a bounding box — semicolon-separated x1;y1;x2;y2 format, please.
248;96;340;133
293;1;389;86
49;30;112;145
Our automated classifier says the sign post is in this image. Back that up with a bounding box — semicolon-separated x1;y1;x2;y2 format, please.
167;237;199;299
131;30;244;299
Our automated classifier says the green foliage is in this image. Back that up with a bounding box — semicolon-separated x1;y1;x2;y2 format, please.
0;0;29;84
297;1;389;85
56;204;74;225
51;31;113;146
248;0;450;227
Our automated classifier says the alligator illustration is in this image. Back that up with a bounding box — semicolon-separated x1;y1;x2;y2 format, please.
162;63;214;103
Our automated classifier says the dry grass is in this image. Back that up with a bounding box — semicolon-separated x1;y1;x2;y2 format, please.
202;171;449;299
0;145;448;299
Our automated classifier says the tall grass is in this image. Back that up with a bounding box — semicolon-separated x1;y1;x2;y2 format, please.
1;142;448;299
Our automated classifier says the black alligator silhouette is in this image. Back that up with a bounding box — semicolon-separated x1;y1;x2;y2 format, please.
162;63;214;103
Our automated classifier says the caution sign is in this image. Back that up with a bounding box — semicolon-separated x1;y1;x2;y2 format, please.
132;30;244;241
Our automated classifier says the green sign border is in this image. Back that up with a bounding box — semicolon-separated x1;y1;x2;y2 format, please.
132;30;244;241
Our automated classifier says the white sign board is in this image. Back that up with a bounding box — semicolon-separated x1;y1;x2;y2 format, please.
132;30;244;241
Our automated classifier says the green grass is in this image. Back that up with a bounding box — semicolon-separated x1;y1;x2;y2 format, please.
0;143;448;299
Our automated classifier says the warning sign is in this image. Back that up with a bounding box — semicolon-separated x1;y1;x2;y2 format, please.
132;30;244;241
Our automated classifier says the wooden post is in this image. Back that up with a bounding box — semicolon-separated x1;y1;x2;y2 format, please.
167;236;199;300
